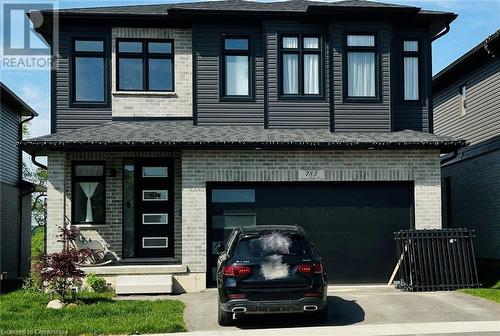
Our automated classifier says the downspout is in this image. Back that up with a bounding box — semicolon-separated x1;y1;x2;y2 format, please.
18;114;35;280
431;22;451;42
441;149;458;165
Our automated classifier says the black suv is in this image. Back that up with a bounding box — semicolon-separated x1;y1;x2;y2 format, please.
216;225;328;326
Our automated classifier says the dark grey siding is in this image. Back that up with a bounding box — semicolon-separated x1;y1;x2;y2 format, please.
434;59;500;145
0;104;20;184
0;103;21;279
330;22;392;132
193;23;264;125
265;21;330;128
392;29;432;132
54;26;112;132
442;145;500;260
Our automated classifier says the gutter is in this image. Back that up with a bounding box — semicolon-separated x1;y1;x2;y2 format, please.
431;22;451;42
18;114;35;280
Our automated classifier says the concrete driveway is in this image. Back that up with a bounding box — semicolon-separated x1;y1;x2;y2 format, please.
173;286;500;335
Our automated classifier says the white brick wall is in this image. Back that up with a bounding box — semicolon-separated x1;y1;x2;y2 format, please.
181;149;442;273
111;27;192;118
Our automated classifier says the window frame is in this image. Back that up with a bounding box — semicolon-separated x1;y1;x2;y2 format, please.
459;83;467;117
116;38;175;92
402;38;422;104
343;32;380;103
70;37;109;108
71;161;106;225
220;35;254;102
278;34;324;99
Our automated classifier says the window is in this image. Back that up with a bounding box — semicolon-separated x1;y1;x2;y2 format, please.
117;39;173;91
280;35;321;96
222;37;251;98
459;84;467;117
73;163;105;224
346;34;377;99
142;190;168;201
403;40;420;101
142;166;168;177
72;39;107;104
212;189;255;203
142;237;168;248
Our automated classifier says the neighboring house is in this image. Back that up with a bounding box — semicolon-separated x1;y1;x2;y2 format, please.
433;30;500;284
0;83;39;293
21;0;466;292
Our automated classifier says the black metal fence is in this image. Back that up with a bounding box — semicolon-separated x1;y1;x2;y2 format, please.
394;229;480;291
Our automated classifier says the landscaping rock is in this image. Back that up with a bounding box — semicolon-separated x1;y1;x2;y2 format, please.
46;299;65;309
66;303;78;309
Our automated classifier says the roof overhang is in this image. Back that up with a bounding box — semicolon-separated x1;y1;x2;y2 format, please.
0;83;38;117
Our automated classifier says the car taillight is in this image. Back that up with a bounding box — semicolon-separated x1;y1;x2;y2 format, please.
224;265;252;278
298;263;323;274
228;293;246;299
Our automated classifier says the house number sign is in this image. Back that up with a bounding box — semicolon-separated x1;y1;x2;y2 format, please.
298;169;326;181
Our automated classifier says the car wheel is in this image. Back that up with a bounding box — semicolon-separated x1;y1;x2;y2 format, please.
218;301;233;326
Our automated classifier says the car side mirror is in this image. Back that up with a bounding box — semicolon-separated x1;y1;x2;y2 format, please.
216;242;225;254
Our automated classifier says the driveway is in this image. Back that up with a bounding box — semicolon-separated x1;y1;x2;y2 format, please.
173;286;500;335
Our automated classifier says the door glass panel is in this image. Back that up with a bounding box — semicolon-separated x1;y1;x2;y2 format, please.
142;166;168;177
143;213;168;225
142;190;168;201
142;237;168;248
123;163;134;258
212;189;255;203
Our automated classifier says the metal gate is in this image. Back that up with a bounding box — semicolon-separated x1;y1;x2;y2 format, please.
394;229;480;291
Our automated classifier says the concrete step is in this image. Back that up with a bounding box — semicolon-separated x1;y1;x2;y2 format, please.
115;275;173;295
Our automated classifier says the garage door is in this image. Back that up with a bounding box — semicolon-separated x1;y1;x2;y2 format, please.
207;182;414;285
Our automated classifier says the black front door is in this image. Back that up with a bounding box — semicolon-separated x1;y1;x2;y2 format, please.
134;159;174;258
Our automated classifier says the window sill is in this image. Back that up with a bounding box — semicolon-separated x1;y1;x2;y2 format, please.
73;223;107;229
112;91;177;97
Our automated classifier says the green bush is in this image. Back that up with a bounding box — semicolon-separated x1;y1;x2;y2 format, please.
85;273;108;293
31;227;45;260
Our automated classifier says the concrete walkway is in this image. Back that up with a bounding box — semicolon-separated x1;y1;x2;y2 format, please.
171;286;500;335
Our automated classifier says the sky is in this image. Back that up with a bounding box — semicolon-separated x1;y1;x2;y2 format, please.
1;0;499;141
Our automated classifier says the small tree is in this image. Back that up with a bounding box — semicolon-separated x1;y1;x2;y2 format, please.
34;228;90;302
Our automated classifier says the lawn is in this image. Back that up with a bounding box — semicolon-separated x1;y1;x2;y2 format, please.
459;281;500;303
0;290;186;335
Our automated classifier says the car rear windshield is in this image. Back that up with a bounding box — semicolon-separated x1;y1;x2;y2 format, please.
233;232;313;259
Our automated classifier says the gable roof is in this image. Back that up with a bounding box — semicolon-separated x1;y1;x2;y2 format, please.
20;119;467;154
433;29;500;94
0;82;38;117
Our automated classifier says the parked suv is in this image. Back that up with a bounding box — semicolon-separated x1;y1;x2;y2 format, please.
216;225;328;326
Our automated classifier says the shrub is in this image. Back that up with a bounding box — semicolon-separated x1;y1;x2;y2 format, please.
31;227;45;260
85;273;108;293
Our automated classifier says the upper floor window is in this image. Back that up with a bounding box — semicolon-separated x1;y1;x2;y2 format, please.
280;35;321;97
222;37;251;98
459;84;467;117
117;39;173;92
403;40;420;101
72;39;107;105
346;34;377;99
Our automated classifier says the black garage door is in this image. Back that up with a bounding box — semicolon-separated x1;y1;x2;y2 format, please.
207;182;414;286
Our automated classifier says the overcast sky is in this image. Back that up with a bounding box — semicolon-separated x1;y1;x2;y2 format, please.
1;0;499;140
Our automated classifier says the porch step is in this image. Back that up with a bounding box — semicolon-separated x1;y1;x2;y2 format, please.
115;275;173;295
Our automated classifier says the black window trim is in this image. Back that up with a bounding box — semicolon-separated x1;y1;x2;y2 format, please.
70;37;110;108
278;33;324;100
71;161;106;225
402;38;423;104
116;38;175;92
343;32;381;103
220;35;254;102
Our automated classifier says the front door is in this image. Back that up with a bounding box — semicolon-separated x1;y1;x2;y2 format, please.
134;159;174;258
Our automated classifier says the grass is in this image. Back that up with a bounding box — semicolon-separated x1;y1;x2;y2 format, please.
459;281;500;303
0;290;186;335
31;227;45;259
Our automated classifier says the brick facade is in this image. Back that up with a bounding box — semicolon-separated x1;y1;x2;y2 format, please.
46;149;442;288
111;27;192;118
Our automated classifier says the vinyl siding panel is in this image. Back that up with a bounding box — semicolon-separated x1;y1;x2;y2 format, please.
55;27;112;132
442;147;500;260
0;183;21;278
0;104;20;185
330;22;392;132
194;23;264;125
434;59;500;145
266;21;330;128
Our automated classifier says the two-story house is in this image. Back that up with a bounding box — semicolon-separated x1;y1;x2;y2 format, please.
1;83;39;293
22;0;466;293
434;30;500;285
